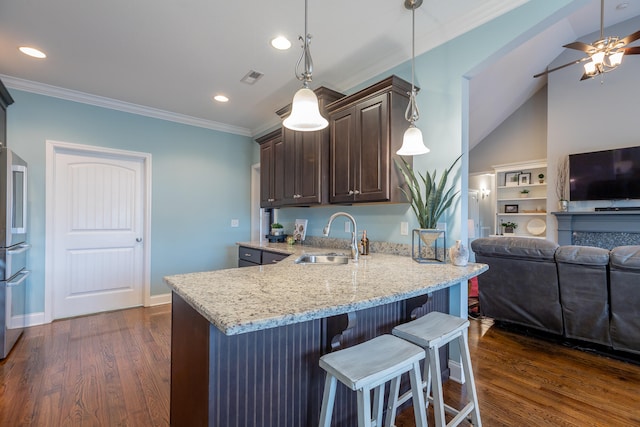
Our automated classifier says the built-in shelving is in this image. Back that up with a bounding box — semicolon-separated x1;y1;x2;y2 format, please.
492;159;548;238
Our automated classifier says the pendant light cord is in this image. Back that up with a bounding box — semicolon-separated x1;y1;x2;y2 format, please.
295;0;313;87
405;3;420;124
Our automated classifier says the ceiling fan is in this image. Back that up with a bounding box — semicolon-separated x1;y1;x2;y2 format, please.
534;0;640;80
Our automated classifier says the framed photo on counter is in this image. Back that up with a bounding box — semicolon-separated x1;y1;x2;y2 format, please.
505;204;519;213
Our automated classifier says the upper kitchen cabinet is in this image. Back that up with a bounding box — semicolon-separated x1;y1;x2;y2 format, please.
326;76;412;204
274;87;344;207
256;129;285;208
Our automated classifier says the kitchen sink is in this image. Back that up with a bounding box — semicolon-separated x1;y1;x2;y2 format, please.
294;252;349;265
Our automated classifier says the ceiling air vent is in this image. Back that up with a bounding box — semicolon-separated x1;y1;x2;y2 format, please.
241;70;264;85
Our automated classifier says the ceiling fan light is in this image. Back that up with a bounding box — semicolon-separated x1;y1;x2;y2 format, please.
283;87;328;131
584;61;597;75
592;51;606;65
609;50;624;66
397;125;429;156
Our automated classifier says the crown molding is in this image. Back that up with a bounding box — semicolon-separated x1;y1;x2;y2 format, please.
0;74;252;137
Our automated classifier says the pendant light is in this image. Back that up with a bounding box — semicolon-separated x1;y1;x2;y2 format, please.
396;0;430;156
283;0;328;132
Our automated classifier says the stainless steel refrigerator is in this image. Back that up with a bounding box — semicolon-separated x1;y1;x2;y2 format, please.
0;146;30;359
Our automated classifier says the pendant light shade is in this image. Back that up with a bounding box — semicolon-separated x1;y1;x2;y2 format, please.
396;0;429;156
283;87;328;131
283;0;327;132
397;124;430;156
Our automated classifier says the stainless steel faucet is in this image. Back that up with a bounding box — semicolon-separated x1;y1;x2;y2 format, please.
323;212;359;262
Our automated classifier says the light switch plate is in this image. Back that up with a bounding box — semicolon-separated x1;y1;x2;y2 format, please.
344;221;351;233
400;221;409;236
231;219;239;227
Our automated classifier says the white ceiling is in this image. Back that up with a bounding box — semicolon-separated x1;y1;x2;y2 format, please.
0;0;639;144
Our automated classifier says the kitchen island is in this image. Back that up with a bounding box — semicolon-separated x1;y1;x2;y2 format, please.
165;242;487;427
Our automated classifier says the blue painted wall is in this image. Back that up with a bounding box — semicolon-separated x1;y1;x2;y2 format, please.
7;90;254;314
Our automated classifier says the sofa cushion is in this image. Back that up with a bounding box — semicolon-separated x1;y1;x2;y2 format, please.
609;246;640;355
555;246;611;346
555;245;609;266
471;237;563;335
471;237;558;261
610;246;640;270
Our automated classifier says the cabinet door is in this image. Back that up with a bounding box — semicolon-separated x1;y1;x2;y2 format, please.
272;136;286;206
355;93;389;202
329;107;357;203
294;130;325;205
259;142;275;207
258;131;285;208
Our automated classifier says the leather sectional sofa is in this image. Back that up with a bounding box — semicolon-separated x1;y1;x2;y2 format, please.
470;237;640;356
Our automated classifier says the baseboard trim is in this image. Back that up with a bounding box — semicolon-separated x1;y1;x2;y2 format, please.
148;293;171;306
20;311;46;328
448;358;465;384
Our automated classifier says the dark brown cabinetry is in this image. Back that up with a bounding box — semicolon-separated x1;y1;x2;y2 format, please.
327;76;413;204
257;130;285;208
238;245;289;267
275;87;344;207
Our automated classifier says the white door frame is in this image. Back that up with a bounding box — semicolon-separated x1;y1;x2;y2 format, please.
44;140;152;324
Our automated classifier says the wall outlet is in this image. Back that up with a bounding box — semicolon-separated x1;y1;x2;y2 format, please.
231;219;239;228
400;221;409;236
344;221;351;233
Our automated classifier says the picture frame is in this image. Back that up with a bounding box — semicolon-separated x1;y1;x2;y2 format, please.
518;173;531;186
293;219;308;242
505;172;519;187
505;204;519;213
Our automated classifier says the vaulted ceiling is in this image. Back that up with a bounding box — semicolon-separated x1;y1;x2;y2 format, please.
1;0;639;145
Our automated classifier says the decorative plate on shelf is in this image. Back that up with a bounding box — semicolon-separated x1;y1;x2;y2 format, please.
526;218;546;236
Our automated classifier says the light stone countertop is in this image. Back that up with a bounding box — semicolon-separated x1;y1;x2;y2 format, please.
164;241;488;336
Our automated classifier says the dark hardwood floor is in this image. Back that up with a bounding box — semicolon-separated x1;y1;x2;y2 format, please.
1;305;639;426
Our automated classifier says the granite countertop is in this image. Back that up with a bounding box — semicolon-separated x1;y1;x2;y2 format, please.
164;241;488;336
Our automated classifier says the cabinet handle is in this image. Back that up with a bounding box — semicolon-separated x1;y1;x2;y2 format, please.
354;190;361;195
268;198;275;202
244;253;252;257
348;190;354;195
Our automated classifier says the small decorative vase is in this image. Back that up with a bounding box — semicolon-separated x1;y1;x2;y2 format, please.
558;200;568;212
449;240;469;267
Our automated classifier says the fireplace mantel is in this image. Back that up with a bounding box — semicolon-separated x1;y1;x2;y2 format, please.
552;211;640;248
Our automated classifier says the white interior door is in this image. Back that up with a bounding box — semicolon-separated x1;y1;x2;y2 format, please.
51;147;145;319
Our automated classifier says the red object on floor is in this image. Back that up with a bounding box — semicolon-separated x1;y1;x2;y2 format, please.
469;276;478;297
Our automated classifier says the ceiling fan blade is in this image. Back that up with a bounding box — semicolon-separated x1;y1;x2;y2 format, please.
620;30;640;46
533;57;588;78
563;41;594;52
580;73;592;81
622;46;640;55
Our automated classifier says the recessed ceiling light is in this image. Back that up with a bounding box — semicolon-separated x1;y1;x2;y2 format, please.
19;46;46;58
271;36;291;50
616;2;629;10
213;95;229;103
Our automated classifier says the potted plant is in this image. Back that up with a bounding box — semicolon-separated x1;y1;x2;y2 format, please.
556;157;569;211
395;155;461;232
519;189;530;198
538;173;545;184
270;223;284;236
501;221;518;234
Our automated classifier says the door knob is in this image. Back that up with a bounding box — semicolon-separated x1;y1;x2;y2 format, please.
136;238;143;243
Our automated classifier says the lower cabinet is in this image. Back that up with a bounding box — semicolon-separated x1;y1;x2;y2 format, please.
238;246;289;267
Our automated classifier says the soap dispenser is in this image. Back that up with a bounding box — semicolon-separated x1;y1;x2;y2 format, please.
360;230;370;255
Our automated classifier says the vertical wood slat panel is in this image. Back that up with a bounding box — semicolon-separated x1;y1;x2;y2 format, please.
209;317;323;427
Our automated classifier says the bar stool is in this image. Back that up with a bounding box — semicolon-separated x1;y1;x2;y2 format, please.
319;334;428;427
388;311;481;427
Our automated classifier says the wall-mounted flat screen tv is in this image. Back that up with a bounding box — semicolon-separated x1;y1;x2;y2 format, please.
569;146;640;201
